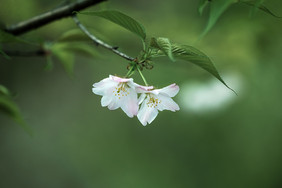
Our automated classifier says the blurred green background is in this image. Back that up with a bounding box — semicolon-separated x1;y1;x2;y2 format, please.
1;0;282;187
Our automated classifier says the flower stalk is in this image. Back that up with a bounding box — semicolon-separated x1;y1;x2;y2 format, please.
125;64;136;78
137;66;149;86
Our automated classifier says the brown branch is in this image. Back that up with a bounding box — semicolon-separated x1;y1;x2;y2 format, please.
2;0;135;63
3;50;46;57
4;0;106;36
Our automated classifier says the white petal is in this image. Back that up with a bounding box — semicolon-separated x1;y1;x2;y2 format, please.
147;108;159;124
157;95;180;112
137;98;159;126
138;93;147;105
120;88;138;118
93;76;112;88
125;78;137;88
101;95;112;107
156;83;179;97
92;78;117;96
92;87;104;96
107;98;120;110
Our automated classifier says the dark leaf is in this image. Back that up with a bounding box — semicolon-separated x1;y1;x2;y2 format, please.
51;43;75;75
0;49;10;59
239;0;282;18
56;29;91;43
0;94;32;135
77;10;146;41
0;85;10;96
201;0;235;37
199;0;210;15
0;29;30;43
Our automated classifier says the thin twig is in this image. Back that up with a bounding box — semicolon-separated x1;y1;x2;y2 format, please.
4;0;106;36
72;14;135;62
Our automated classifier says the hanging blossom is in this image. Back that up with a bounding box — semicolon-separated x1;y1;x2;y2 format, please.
92;75;143;118
136;84;180;126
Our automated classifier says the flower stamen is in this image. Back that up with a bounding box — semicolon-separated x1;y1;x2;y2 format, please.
113;83;130;100
146;95;162;108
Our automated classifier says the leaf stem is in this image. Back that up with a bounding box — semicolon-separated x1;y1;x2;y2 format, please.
142;40;146;51
137;66;148;86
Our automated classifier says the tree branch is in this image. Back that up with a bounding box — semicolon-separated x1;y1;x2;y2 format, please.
3;50;46;57
4;0;106;36
2;1;135;62
72;15;135;62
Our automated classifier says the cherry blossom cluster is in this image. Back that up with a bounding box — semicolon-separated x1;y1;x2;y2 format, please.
92;75;180;126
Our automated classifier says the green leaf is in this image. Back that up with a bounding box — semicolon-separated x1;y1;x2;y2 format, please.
0;94;33;136
171;43;235;92
150;37;174;61
239;0;282;18
61;43;99;58
0;49;10;59
51;41;99;74
0;85;11;96
51;43;75;75
0;29;29;43
57;28;110;46
199;0;210;15
56;29;91;43
77;10;146;41
201;0;236;37
55;51;75;75
249;0;264;16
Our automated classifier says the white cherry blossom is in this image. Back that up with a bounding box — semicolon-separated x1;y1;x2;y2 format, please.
136;83;180;126
92;75;139;118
